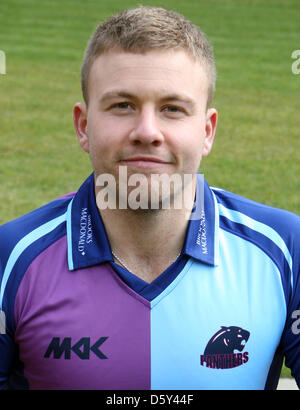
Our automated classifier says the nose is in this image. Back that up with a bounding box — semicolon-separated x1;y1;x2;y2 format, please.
128;107;164;146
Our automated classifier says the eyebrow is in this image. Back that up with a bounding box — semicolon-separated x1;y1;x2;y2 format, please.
160;93;196;109
99;90;196;110
100;91;136;104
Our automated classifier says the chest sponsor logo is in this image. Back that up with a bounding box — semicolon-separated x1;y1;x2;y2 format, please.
200;326;250;369
44;337;108;360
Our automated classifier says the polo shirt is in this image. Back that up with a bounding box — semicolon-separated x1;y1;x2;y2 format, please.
0;172;299;390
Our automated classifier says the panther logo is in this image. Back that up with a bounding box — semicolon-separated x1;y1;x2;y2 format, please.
204;326;250;354
200;326;250;369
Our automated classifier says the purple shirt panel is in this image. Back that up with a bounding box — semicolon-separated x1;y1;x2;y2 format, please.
14;236;151;390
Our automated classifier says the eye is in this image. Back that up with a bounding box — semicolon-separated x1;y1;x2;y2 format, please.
161;105;187;117
106;101;135;114
112;102;133;110
163;105;184;113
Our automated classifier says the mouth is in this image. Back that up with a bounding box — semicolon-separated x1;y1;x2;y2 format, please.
119;156;172;170
237;333;249;350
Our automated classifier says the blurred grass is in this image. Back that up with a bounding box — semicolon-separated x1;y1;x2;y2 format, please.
0;0;299;380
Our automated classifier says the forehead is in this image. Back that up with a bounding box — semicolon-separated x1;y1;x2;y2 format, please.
88;50;209;102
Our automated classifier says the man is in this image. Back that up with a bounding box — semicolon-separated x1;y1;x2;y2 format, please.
0;6;299;390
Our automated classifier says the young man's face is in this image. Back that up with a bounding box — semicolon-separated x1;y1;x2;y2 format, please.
74;49;217;208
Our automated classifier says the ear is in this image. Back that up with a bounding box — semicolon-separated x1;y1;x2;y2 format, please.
73;102;89;153
202;108;218;158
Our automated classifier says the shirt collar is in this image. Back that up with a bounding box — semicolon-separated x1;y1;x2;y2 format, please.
183;173;219;266
67;173;219;271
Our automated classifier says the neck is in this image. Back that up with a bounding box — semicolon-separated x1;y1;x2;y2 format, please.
102;207;188;255
96;176;196;282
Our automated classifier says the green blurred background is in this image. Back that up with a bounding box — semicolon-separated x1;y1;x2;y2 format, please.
1;0;299;378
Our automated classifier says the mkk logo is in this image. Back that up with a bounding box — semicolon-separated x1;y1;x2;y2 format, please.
200;326;250;369
44;337;108;360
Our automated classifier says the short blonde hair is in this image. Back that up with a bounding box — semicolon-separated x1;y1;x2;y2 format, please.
81;6;216;107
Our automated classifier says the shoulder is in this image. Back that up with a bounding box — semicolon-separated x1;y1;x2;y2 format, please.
211;187;300;313
0;194;75;265
212;187;300;241
0;194;76;321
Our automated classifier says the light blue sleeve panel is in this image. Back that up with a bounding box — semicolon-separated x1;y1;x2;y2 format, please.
150;229;286;390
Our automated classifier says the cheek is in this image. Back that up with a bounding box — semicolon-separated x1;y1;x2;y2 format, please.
86;130;109;168
87;127;124;175
88;114;129;149
177;128;205;163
